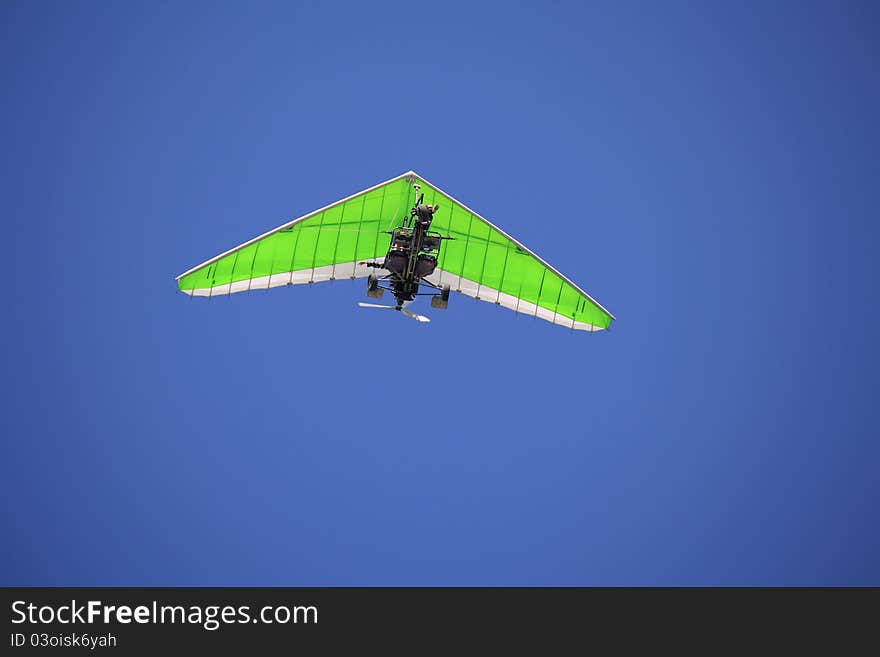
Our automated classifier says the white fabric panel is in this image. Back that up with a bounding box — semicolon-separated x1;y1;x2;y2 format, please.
183;262;604;332
426;268;604;332
182;260;376;298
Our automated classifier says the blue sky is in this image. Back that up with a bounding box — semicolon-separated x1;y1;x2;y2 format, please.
2;1;878;585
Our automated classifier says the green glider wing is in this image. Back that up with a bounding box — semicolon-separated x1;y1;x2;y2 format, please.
177;171;614;331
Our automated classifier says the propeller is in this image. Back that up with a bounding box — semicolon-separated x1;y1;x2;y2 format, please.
401;309;431;323
357;302;430;323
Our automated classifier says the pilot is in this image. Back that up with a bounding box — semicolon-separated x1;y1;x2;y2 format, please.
414;204;439;228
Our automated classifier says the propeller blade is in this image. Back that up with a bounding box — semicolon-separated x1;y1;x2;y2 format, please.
358;302;396;310
401;309;431;323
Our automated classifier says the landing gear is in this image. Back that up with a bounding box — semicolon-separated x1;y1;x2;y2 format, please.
431;284;450;309
366;274;383;299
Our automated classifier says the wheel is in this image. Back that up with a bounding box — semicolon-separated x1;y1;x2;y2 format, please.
367;275;384;299
431;285;450;309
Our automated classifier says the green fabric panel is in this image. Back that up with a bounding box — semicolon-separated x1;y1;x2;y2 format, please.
232;243;259;281
482;241;508;291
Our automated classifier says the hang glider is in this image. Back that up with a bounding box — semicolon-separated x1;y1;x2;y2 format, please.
176;171;614;331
